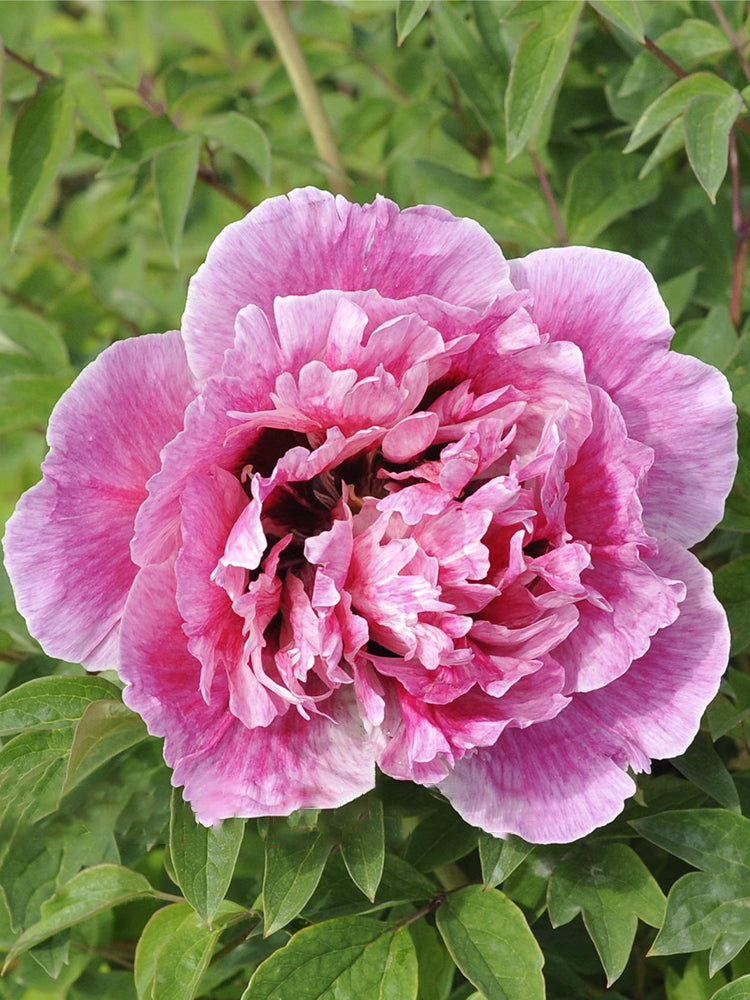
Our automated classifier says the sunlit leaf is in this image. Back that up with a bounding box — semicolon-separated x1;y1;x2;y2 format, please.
397;0;432;45
436;885;545;1000
169;790;245;925
624;73;736;153
479;832;534;888
262;821;332;936
4;864;156;967
588;0;644;42
683;91;742;202
61;699;147;794
650;869;750;975
242;916;418;1000
152;134;201;264
134;901;242;1000
335;794;385;902
547;843;665;985
202;112;271;185
0;675;120;736
69;68;119;148
671;732;740;813
9;77;75;247
505;0;583;159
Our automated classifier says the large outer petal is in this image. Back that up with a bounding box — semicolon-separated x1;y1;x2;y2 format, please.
439;540;729;843
3;332;195;669
510;247;737;546
182;187;513;381
120;560;377;823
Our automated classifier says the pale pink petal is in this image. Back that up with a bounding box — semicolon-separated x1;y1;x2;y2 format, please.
439;703;637;843
510;247;737;545
131;345;294;567
583;539;729;762
218;477;266;574
440;539;729;843
182;187;512;381
564;385;653;548
176;468;247;701
120;561;376;822
3;332;194;668
381;412;440;464
556;544;685;693
617;350;737;546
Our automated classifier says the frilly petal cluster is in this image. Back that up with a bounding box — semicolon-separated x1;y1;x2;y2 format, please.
4;189;737;843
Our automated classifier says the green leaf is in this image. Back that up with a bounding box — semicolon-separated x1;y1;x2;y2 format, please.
0;304;69;375
632;809;750;874
0;373;72;434
169;790;245;925
479;833;534;888
4;864;155;967
672;305;738;370
98;115;182;177
9;77;75;247
61;699;147;794
727;330;750;412
69;68;119;147
0;808;119;933
624;73;736;153
396;160;550;250
337;795;385;903
134;902;239;1000
659;267;701;325
0;675;120;736
722;409;750;533
202;112;270;185
547;843;665;985
639;118;685;178
28;929;71;979
301;852;435;923
242;916;418;1000
650;868;750;975
397;0;432;45
666;952;726;1000
436;884;545;1000
432;3;504;137
563;148;660;243
711;976;750;1000
0;725;75;823
505;1;584;160
152;135;201;265
588;0;644;42
714;556;750;655
671;732;740;812
619;21;732;99
405;803;478;873
409;918;455;1000
684;91;742;202
263;821;332;935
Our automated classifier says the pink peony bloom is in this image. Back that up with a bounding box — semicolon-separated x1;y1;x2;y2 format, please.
3;188;737;843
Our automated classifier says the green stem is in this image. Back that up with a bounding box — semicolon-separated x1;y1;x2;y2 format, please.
257;0;351;197
530;150;568;246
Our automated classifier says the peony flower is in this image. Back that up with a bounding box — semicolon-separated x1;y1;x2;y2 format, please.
3;188;737;843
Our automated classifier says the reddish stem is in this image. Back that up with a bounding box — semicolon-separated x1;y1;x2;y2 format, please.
530;151;568;246
729;128;750;327
3;44;50;79
642;37;687;78
709;0;750;85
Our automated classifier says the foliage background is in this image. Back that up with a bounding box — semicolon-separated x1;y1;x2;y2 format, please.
1;1;750;998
